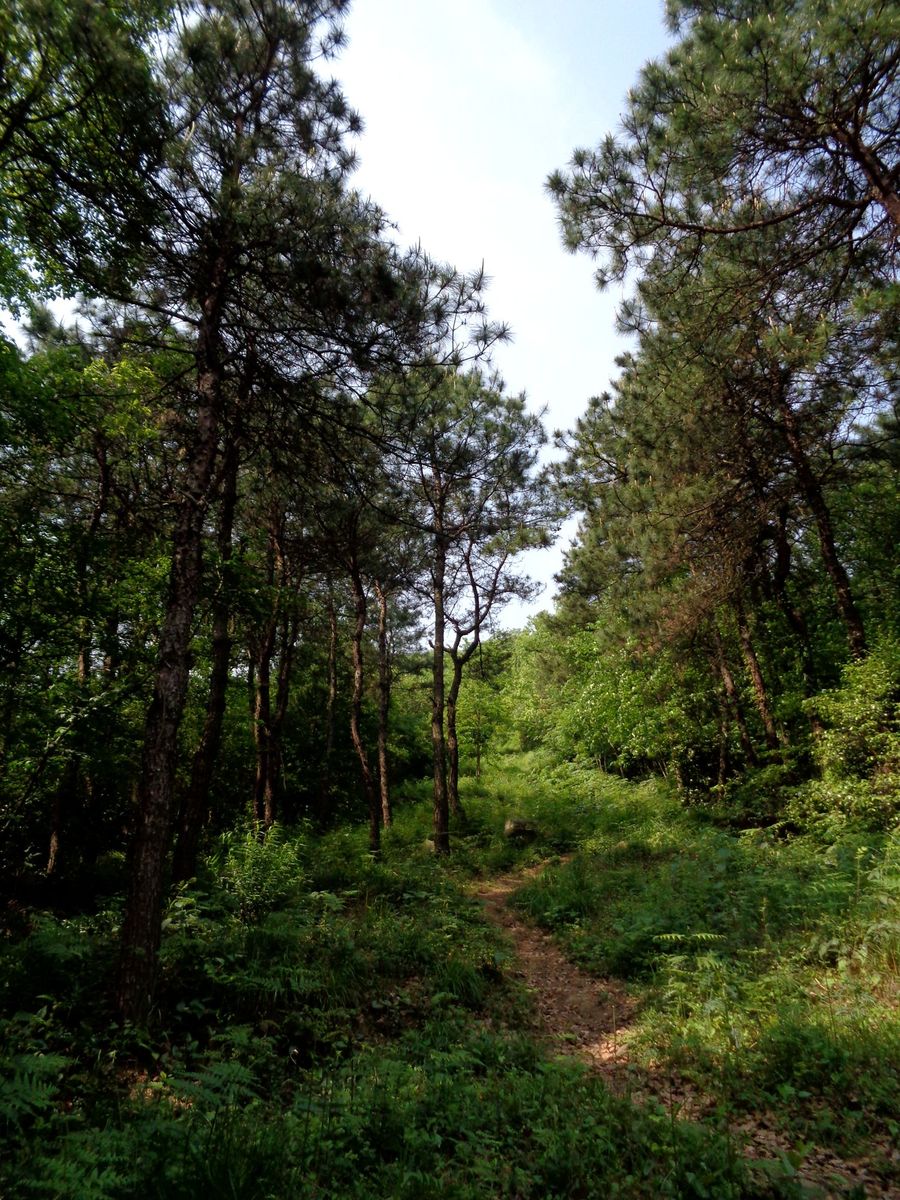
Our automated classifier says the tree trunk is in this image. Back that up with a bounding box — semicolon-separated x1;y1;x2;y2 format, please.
348;560;380;856
49;442;110;876
735;605;781;753
251;514;284;829
172;437;239;883
267;613;297;826
831;125;900;232
712;628;758;766
374;581;392;828
446;655;466;820
116;263;226;1024
715;695;729;789
768;511;825;736
252;615;276;827
777;389;866;658
431;533;450;856
318;598;338;818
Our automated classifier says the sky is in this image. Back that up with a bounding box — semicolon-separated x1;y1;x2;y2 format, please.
332;0;673;625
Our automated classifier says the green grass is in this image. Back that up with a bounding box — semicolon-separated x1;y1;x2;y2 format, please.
498;757;900;1159
4;751;896;1196
0;775;789;1200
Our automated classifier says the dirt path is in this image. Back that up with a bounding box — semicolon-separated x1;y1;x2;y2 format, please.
475;863;899;1200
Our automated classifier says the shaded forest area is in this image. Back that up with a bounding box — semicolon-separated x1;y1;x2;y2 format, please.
1;0;898;1197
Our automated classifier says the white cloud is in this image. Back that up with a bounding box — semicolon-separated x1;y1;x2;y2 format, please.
333;0;668;625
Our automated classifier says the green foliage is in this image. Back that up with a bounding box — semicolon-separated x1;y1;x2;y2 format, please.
813;640;900;788
779;640;900;835
6;754;897;1193
0;780;789;1200
212;824;306;922
505;761;900;1153
0;0;170;300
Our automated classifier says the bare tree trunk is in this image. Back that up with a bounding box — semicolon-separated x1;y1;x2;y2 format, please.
252;616;276;827
716;697;729;790
318;598;338;818
172;437;239;883
47;635;91;877
431;533;449;856
348;560;380;856
712;629;758;766
777;389;866;658
116;262;226;1024
266;613;298;827
251;514;286;829
374;581;392;828
768;511;825;736
446;656;466;820
735;605;781;753
102;609;121;679
49;443;110;876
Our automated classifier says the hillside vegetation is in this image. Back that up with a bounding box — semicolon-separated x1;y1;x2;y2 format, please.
3;755;898;1198
1;0;898;1195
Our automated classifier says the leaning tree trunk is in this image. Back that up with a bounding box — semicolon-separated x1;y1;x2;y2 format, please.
777;391;866;659
712;627;758;767
348;561;380;856
735;605;781;753
116;295;225;1023
172;437;239;883
374;581;392;828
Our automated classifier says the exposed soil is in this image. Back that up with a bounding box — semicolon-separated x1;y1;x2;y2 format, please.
475;863;900;1200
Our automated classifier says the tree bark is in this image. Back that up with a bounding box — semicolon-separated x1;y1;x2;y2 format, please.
348;558;380;856
431;530;450;856
374;581;392;828
712;628;758;766
267;613;298;826
116;253;227;1024
831;125;900;232
776;388;866;658
48;441;110;876
446;655;467;820
317;598;338;819
715;695;729;789
171;436;239;883
767;510;825;736
735;605;781;753
252;614;276;827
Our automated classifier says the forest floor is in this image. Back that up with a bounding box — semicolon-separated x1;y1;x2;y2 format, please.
2;753;898;1199
475;857;900;1200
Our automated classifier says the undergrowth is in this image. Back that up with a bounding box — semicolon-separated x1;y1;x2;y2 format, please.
2;753;895;1196
0;798;774;1200
503;758;900;1163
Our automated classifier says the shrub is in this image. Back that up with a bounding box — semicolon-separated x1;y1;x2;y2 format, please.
213;824;305;921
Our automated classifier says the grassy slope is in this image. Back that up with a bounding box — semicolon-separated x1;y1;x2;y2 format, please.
501;757;899;1159
1;752;897;1197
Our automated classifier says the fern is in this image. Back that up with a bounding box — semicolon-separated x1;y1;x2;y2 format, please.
0;1052;70;1130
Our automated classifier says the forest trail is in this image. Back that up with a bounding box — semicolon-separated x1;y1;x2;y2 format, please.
475;862;899;1200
